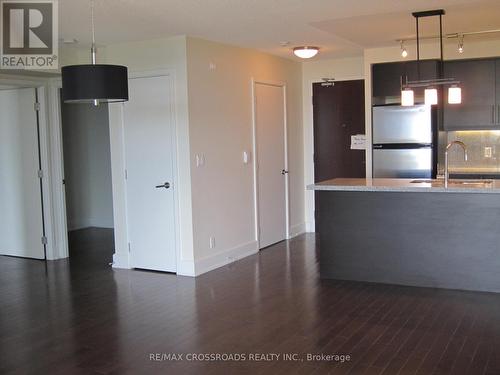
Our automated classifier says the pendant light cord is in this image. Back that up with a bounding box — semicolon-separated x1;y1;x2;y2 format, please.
90;0;99;106
90;0;96;64
416;16;420;80
439;14;443;61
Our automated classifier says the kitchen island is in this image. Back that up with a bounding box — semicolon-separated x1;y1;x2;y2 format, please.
309;178;500;293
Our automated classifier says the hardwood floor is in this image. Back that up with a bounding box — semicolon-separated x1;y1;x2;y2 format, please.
1;228;500;374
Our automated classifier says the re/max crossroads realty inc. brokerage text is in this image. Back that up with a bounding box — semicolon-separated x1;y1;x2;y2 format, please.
149;352;352;363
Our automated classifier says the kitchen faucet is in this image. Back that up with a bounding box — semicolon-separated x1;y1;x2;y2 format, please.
445;141;468;188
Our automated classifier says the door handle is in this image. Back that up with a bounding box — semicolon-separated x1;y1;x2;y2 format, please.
281;169;289;175
155;182;170;189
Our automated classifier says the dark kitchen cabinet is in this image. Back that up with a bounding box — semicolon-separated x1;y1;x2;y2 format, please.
443;59;497;130
372;60;439;105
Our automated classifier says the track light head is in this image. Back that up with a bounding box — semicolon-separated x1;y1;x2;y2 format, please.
400;40;408;58
458;35;464;54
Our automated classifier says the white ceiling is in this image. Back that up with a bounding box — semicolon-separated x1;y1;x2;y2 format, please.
59;0;500;60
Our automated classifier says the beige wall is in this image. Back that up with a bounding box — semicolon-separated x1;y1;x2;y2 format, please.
60;32;500;267
106;36;196;274
60;36;196;274
186;37;304;273
60;36;305;275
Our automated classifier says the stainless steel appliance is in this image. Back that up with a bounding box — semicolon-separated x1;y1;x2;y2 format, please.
372;105;436;178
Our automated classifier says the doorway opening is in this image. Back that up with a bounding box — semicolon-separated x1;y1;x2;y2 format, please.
312;80;366;230
252;81;289;250
60;96;115;267
0;86;46;260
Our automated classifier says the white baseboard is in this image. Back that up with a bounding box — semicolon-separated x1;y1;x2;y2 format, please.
68;220;114;232
194;240;258;276
289;222;307;238
111;253;196;276
67;221;91;232
111;241;258;277
112;252;131;269
176;259;196;277
306;220;316;233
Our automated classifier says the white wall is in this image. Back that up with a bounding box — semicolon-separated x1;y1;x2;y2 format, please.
61;103;114;230
301;56;364;232
102;36;195;275
186;37;304;274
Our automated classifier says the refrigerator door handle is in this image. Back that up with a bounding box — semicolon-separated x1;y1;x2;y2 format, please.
372;143;432;150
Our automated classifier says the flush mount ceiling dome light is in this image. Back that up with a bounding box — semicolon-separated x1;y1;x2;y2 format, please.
61;0;128;105
293;46;319;59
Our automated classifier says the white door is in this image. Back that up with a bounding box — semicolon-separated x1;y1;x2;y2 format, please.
254;83;287;249
0;88;45;259
124;76;176;272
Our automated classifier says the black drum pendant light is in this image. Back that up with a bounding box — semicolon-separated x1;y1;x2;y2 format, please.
61;0;128;105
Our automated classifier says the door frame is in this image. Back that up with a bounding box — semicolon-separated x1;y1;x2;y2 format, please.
122;71;180;272
0;76;57;260
46;69;182;271
251;79;290;248
305;76;366;233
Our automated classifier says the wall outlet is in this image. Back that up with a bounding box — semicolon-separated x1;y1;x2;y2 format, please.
484;147;493;158
209;236;216;249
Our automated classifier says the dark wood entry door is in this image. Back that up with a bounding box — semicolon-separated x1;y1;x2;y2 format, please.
313;80;366;182
313;80;366;230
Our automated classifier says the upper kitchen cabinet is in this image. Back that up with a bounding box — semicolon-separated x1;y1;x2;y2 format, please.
443;59;497;130
372;60;439;105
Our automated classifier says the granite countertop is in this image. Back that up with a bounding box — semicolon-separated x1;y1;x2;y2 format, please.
308;178;500;194
449;167;500;174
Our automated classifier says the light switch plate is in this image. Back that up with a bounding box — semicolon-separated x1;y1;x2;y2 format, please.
243;151;251;164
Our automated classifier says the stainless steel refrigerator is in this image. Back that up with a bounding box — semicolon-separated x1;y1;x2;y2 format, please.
372;105;436;179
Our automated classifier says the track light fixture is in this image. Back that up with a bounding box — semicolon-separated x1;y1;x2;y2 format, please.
458;35;464;53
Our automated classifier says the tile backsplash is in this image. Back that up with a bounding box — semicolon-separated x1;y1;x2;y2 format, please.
446;131;500;172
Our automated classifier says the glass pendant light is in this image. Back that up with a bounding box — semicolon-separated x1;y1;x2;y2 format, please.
424;88;438;105
401;88;414;106
61;0;128;105
448;86;462;104
400;10;461;106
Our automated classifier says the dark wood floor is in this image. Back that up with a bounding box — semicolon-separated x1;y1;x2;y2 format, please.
1;228;500;375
